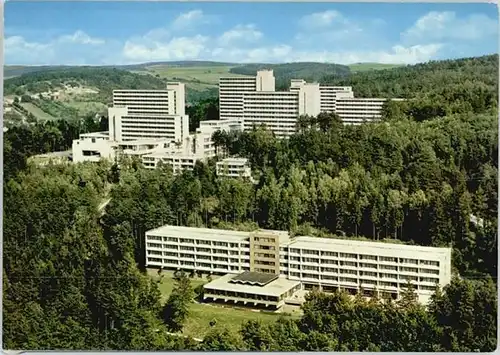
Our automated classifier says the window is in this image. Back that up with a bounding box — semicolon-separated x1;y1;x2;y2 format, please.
400;266;418;273
302;257;319;263
359;254;377;261
321;251;338;257
339;253;357;259
420;260;439;267
379;273;397;279
359;262;377;269
420;277;439;284
380;264;397;271
400;258;418;265
147;242;162;248
147;235;162;241
339;261;357;267
420;268;439;275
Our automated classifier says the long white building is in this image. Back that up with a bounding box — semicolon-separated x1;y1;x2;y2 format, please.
219;70;400;137
145;225;452;305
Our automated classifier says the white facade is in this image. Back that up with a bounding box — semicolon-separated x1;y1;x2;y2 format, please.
216;157;252;179
335;97;387;125
219;70;275;121
72;132;116;162
141;119;243;173
145;225;452;304
109;83;188;142
220;70;396;137
242;91;300;138
319;85;354;113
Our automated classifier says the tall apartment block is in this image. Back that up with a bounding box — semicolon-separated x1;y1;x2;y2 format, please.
219;70;275;122
145;225;452;307
108;82;189;142
219;70;399;137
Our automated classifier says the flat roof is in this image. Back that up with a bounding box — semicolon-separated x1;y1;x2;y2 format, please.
145;225;290;243
230;272;278;286
286;236;451;258
204;273;300;297
146;225;251;242
218;157;248;164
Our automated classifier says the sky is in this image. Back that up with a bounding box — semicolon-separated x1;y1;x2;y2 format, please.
4;2;499;66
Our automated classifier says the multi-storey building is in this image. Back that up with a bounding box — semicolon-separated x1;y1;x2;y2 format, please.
219;70;275;121
319;85;354;112
109;83;188;142
335;97;386;125
216;157;253;180
219;70;400;137
145;225;452;305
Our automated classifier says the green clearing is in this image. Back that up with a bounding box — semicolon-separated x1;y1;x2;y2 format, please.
20;102;56;121
63;100;108;117
138;65;249;91
348;63;405;72
148;269;300;339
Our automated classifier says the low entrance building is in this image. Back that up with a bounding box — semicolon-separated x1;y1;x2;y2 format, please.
203;271;301;310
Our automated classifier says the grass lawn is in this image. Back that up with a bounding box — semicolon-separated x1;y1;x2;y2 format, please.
348;63;404;72
148;269;301;339
63;100;108;116
20;102;56;121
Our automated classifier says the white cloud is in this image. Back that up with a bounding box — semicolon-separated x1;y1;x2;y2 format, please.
123;35;209;62
295;10;382;52
299;10;347;30
5;31;106;65
8;9;477;66
402;11;498;44
217;24;263;46
170;10;210;31
58;30;105;45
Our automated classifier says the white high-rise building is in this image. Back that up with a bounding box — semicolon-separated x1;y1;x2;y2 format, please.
219;70;397;137
335;97;387;125
108;83;188;142
219;70;275;121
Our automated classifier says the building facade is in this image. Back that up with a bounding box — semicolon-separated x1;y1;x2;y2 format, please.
219;70;399;137
219;70;275;121
145;225;452;304
109;83;188;142
216;157;253;179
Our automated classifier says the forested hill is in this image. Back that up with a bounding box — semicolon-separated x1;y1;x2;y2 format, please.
323;55;499;106
229;62;351;89
4;67;166;103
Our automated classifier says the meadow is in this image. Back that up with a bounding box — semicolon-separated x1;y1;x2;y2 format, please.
20;102;56;121
148;269;300;339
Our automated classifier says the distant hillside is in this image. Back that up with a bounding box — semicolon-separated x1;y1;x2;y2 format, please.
229;62;351;89
4;67;165;101
348;63;404;73
4;65;79;79
3;67;167;123
327;54;498;115
4;61;239;78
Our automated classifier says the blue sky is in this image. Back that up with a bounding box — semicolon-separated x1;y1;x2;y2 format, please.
5;2;498;66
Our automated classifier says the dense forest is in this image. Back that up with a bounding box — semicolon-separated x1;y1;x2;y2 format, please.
3;55;498;351
229;62;351;90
